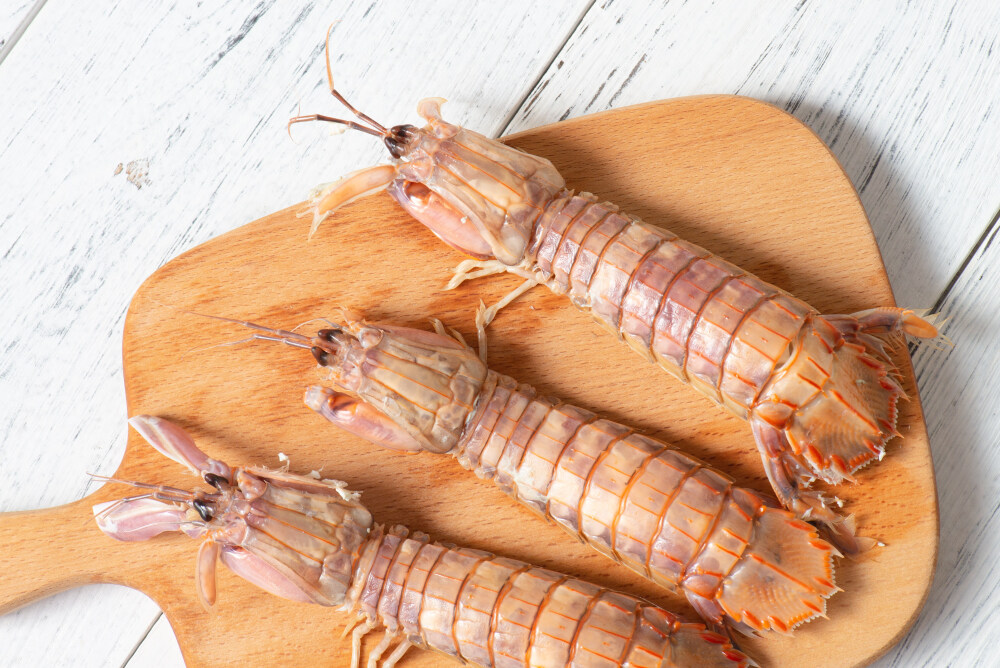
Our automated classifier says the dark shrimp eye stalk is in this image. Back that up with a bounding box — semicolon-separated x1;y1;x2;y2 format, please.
382;124;416;158
310;326;346;365
311;346;330;365
192;499;215;522
203;472;228;489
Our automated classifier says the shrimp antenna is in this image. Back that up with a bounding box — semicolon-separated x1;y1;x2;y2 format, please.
288;24;389;139
88;473;197;501
323;23;388;134
183;311;314;349
287;113;384;139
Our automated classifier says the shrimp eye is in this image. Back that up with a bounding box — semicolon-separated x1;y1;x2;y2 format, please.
385;124;417;158
311;346;329;365
192;499;214;522
203;472;228;489
317;327;341;342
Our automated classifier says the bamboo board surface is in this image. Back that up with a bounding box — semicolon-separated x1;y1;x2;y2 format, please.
0;97;936;667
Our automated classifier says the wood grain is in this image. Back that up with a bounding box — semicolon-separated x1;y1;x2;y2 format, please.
0;98;937;667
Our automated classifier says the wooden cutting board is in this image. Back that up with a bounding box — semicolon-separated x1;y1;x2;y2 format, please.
0;97;937;667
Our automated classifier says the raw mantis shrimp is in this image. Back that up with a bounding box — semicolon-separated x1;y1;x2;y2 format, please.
290;46;939;529
95;416;751;668
209;311;842;636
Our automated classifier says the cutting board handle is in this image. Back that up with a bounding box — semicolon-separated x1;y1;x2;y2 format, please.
0;491;138;614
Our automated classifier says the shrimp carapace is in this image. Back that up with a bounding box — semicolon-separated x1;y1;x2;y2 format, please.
96;416;751;668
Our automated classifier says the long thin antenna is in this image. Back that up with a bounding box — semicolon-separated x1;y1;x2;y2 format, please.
287;113;384;139
88;473;197;501
184;311;314;349
323;23;388;134
288;24;389;140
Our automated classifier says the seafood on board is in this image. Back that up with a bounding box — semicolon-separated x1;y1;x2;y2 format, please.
202;311;846;636
292;65;939;531
94;416;751;668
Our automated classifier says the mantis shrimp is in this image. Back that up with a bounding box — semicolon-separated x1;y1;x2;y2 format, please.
207;311;843;636
95;416;751;668
289;44;939;529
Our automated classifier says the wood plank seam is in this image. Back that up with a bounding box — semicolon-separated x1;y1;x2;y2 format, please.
121;611;164;668
928;207;1000;314
0;0;48;65
495;0;598;137
907;206;1000;359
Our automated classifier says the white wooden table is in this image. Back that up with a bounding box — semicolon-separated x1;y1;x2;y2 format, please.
1;2;997;666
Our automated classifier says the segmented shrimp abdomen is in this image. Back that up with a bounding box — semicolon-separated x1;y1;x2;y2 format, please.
350;526;749;667
454;372;838;633
526;193;813;418
523;193;935;537
456;373;729;591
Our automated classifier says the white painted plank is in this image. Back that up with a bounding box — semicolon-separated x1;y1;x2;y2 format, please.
507;0;1000;310
0;0;36;52
0;0;586;665
871;221;1000;667
0;586;166;668
125;614;184;668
